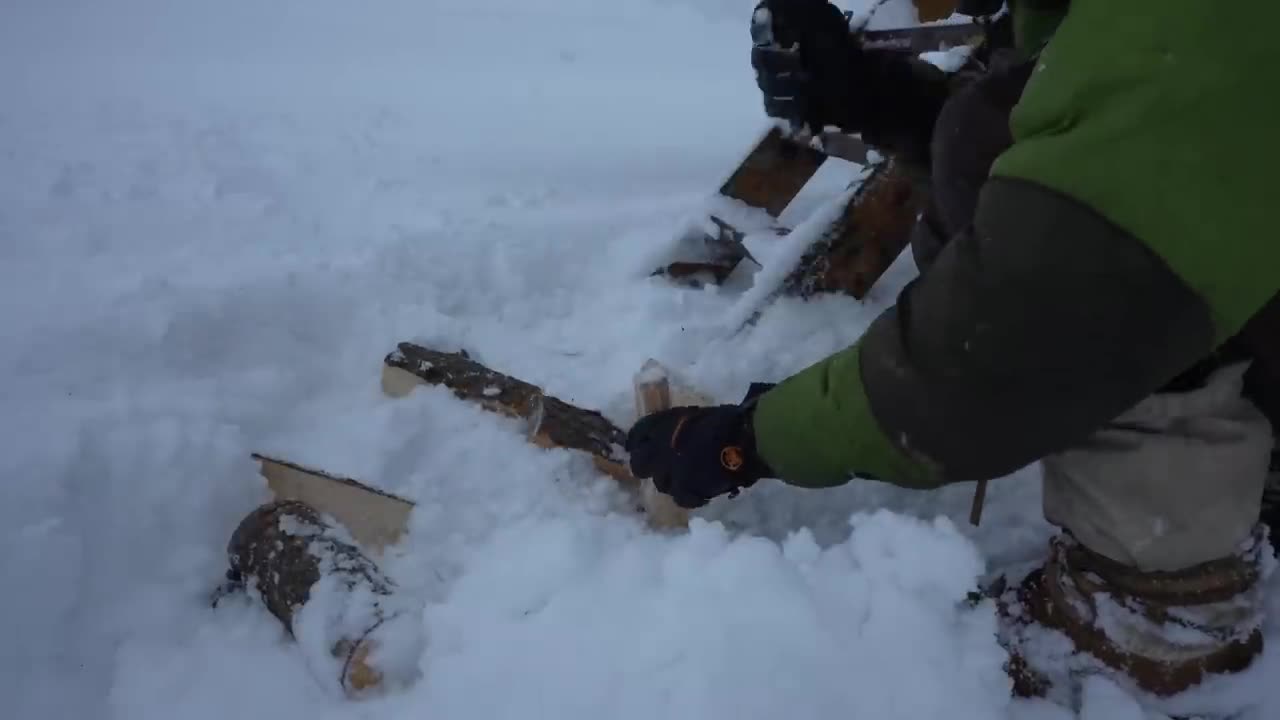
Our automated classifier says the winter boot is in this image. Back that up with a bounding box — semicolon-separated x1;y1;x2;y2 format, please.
988;527;1270;701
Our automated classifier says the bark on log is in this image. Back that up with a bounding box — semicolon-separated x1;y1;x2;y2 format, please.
655;127;891;290
653;216;765;287
383;342;633;484
912;0;959;23
226;500;423;698
251;453;414;553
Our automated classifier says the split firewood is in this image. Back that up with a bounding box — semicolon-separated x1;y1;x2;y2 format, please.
382;341;642;480
655;134;923;303
381;343;724;530
382;342;633;483
718;124;828;217
250;453;415;553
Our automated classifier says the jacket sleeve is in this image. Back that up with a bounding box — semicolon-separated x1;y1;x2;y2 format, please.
751;177;1217;489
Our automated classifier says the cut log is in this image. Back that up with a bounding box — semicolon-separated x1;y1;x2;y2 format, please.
718;125;827;217
655;139;921;302
250;453;414;553
783;159;922;300
381;344;724;530
226;500;424;698
383;342;632;483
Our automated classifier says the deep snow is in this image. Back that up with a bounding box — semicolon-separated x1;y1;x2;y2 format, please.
2;1;1277;719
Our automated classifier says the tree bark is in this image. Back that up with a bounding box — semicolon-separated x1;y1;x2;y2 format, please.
226;500;423;698
783;160;921;299
383;342;633;483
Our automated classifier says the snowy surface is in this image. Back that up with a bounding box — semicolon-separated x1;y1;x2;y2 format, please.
2;0;1277;719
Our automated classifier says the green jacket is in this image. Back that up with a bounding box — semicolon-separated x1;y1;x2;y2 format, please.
751;0;1280;489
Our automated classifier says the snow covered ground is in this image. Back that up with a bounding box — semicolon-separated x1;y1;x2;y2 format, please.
2;1;1277;718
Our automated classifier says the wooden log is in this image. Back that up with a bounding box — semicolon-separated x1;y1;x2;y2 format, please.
783;159;923;300
381;344;727;529
249;453;415;553
383;342;632;482
719;125;827;216
652;216;765;287
657;144;922;301
654;127;831;287
226;500;423;698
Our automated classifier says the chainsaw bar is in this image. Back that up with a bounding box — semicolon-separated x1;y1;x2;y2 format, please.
858;21;985;53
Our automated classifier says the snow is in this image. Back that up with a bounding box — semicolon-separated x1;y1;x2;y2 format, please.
922;44;977;72
1;0;1277;719
724;177;871;333
1080;676;1154;720
413;512;1014;720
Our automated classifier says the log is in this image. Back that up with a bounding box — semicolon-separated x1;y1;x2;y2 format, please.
657;144;923;302
381;344;725;530
251;453;414;553
226;500;424;698
382;342;634;484
718;125;827;217
653;127;828;287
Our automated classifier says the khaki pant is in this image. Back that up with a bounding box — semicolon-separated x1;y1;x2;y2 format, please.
1043;362;1275;572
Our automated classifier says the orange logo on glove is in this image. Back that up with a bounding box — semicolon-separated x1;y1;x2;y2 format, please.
720;446;745;471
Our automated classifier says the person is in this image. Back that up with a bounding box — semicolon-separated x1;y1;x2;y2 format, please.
626;0;1280;698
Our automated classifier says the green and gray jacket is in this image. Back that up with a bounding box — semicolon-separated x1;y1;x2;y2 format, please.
751;0;1280;489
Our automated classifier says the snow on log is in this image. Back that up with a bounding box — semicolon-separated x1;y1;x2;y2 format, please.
783;159;920;300
225;500;424;698
382;342;634;486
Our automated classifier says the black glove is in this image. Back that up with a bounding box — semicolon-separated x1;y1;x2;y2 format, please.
957;0;1006;16
750;0;859;132
625;388;776;509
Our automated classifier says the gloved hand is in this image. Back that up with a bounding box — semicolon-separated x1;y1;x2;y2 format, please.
957;0;1006;15
750;0;860;132
625;388;775;509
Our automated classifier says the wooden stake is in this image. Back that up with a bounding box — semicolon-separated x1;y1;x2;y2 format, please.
969;479;988;527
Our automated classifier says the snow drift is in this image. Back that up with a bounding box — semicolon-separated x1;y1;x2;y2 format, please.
2;1;1277;719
